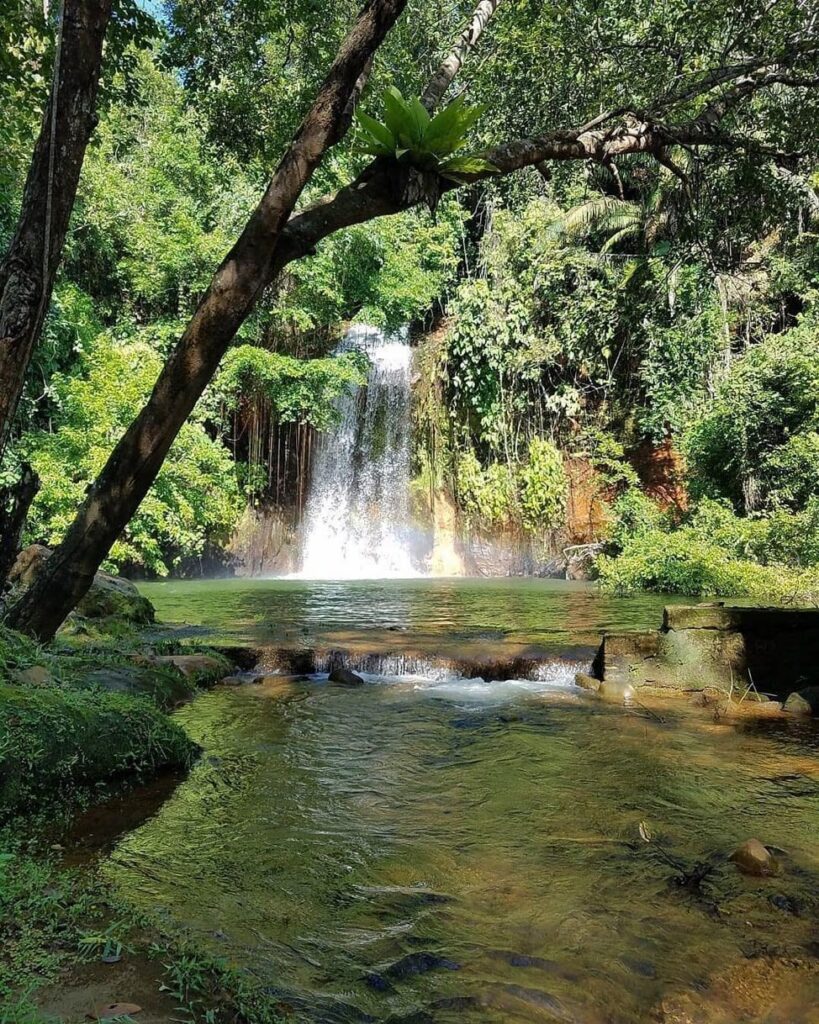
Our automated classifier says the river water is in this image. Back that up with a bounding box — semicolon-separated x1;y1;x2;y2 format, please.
105;578;819;1023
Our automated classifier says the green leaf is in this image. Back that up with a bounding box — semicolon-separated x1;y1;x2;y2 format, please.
426;93;468;141
383;86;421;145
438;154;499;180
409;97;431;140
355;110;395;152
427;98;485;146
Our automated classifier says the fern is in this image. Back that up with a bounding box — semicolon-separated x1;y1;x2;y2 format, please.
355;86;496;182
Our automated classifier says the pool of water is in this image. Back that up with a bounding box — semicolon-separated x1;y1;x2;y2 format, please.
139;577;690;658
102;579;819;1023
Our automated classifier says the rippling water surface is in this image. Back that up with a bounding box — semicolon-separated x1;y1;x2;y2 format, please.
107;580;819;1022
139;577;690;656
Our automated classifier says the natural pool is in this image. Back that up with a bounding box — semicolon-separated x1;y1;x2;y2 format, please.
138;576;690;656
94;579;819;1022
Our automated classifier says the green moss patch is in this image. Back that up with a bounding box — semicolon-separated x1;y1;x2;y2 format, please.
0;684;196;820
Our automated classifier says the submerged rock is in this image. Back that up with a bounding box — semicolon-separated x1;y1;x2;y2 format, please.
729;838;779;877
597;679;635;704
329;667;365;687
362;972;395;993
384;952;460;979
574;672;600;692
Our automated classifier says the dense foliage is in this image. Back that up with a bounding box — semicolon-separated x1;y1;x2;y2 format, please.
1;0;818;596
21;331;242;576
686;317;819;513
2;46;463;574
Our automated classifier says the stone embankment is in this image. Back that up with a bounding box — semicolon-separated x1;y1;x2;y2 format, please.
588;603;819;713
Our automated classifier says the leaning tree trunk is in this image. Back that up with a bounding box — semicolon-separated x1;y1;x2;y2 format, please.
0;0;113;463
0;465;39;601
5;0;409;641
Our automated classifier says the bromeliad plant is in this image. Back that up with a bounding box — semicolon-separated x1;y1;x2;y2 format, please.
355;86;496;185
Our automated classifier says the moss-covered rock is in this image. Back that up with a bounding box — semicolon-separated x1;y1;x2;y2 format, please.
8;545;154;625
0;684;196;819
83;664;197;708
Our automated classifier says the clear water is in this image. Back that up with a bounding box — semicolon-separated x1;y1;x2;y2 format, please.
112;579;819;1023
297;325;417;579
140;576;686;657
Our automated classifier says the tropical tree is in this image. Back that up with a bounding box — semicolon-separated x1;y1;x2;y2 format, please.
7;0;819;639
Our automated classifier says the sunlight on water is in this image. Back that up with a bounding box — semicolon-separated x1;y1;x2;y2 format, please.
139;576;687;655
102;677;819;1024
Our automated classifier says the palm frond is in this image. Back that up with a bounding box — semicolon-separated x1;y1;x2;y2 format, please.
550;196;641;240
600;225;641;253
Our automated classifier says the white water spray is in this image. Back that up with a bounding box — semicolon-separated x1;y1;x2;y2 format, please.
297;325;418;579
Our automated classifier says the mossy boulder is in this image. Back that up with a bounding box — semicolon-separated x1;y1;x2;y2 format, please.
85;665;196;709
8;545;154;625
782;686;819;715
0;683;196;819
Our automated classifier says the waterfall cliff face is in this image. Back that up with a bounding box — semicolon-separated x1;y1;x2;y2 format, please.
298;325;418;579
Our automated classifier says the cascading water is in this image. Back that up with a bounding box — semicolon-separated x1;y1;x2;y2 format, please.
297;324;418;578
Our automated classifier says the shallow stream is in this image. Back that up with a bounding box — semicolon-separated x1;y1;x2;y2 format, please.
87;579;819;1022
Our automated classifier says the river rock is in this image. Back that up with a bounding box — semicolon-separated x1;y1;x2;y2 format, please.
383;951;460;979
782;686;819;715
153;654;226;680
713;697;783;722
574;672;600;692
13;665;53;686
87;666;152;695
598;679;635;704
563;543;604;582
328;667;365;687
8;544;154;624
729;838;779;877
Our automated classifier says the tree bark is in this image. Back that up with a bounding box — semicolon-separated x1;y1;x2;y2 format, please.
0;0;113;462
420;0;503;110
0;465;39;599
5;0;409;641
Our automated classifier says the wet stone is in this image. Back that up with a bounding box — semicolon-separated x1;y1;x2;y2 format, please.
782;686;819;715
384;952;460;979
729;838;780;877
328;667;365;687
598;679;635;704
574;672;600;692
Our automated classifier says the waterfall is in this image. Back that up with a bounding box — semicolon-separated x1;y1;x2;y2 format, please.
297;324;418;579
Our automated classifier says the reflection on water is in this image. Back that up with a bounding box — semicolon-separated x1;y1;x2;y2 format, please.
104;674;819;1023
139;577;692;657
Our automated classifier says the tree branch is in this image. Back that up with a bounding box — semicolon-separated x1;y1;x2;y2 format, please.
270;82;818;282
420;0;503;110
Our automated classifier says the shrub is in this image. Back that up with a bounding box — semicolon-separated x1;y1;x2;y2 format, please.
456;438;567;532
685;317;819;511
598;495;819;600
518;438;567;529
